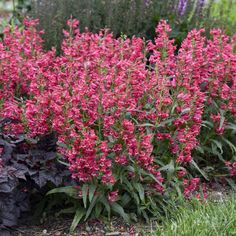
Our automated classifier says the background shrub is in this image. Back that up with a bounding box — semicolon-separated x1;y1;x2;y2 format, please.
2;1;236;51
29;0;236;51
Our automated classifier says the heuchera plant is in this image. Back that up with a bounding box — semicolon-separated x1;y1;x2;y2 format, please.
0;18;235;231
0;118;70;234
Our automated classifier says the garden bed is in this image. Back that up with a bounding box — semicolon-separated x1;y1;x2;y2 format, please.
0;14;235;236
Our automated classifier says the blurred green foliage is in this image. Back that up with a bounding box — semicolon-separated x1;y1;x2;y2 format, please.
1;0;236;50
0;0;31;37
209;0;236;35
30;0;236;51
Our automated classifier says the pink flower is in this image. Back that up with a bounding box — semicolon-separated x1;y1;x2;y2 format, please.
108;190;119;203
177;170;187;178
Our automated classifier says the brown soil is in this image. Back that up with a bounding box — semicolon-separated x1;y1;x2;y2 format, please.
12;216;146;236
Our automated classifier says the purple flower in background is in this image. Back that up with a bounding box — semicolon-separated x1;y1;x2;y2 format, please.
144;0;152;6
177;0;207;16
178;0;188;16
198;0;206;9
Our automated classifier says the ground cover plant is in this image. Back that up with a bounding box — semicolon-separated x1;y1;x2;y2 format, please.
0;17;235;234
154;195;236;236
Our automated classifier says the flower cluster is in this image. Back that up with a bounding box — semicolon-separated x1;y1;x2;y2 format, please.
0;18;236;202
225;161;236;177
183;178;200;198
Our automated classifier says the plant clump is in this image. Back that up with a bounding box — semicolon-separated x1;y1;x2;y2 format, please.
0;17;235;233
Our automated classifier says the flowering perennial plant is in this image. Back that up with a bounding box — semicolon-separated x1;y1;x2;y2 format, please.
0;18;236;225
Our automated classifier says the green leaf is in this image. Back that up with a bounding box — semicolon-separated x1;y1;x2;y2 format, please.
201;120;214;129
195;145;205;154
70;207;85;233
147;195;157;209
85;195;99;220
121;193;131;207
190;160;209;180
126;165;135;172
111;202;130;222
133;183;145;202
46;186;77;198
82;184;88;208
132;191;140;205
100;196;111;219
131;117;139;125
57;158;70;167
156;118;174;128
57;141;67;148
170;102;178;115
144;171;164;187
225;123;236;132
107;135;115;143
170;177;184;199
130;213;138;222
174;183;183;199
89;185;97;203
222;137;236;154
56;207;76;216
141;210;149;223
137;123;155;127
211;139;223;154
123;178;134;191
95;203;103;218
158;160;175;173
181;108;191;114
219;109;225;130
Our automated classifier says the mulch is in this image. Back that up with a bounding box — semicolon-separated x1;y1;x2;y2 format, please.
12;216;153;236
